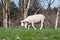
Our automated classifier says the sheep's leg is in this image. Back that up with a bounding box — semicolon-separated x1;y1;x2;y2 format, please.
40;20;44;30
25;23;28;29
28;25;30;29
32;22;36;30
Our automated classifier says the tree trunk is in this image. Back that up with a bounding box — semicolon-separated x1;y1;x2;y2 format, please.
19;0;24;20
29;0;38;10
24;0;31;19
3;7;7;28
7;0;10;27
2;0;8;28
55;9;60;29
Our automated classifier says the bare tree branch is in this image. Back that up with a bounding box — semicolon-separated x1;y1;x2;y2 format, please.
45;0;55;5
45;0;49;3
51;0;55;4
34;2;46;14
34;8;40;14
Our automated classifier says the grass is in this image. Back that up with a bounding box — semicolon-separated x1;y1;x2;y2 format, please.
0;28;60;40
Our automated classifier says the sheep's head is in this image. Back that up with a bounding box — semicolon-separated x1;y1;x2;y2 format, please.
21;19;28;27
21;21;24;26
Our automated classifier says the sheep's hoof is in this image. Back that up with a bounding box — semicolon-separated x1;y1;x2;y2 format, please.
34;28;36;30
28;27;29;29
40;28;42;30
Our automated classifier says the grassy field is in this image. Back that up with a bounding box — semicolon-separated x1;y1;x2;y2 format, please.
0;28;60;40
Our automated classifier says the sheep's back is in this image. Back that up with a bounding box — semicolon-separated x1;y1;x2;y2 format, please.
33;14;45;23
24;14;45;23
26;14;45;23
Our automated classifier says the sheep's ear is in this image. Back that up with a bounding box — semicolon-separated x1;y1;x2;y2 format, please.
21;21;25;23
27;22;28;23
23;22;25;23
25;22;28;23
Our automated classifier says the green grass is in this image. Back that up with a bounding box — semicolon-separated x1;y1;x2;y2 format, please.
0;28;60;40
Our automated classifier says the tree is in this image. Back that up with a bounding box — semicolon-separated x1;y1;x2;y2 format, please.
46;0;55;27
1;0;11;28
46;0;55;14
7;0;10;27
1;0;8;28
0;2;3;27
0;2;2;12
19;0;24;20
55;9;60;29
19;0;30;19
29;0;38;10
24;0;30;19
19;0;39;19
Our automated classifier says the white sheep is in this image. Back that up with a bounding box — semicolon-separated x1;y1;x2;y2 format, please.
21;14;45;30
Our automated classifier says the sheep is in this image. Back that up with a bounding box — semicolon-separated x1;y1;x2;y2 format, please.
21;14;45;30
